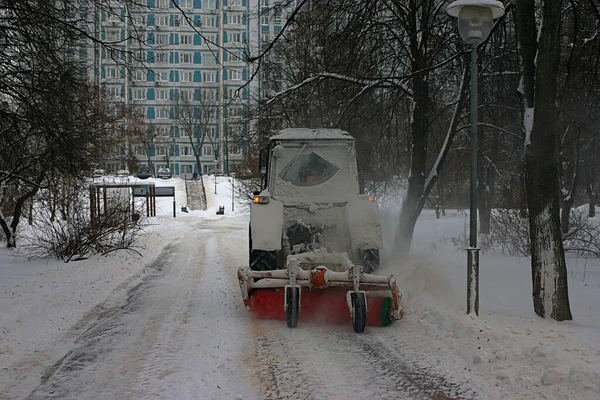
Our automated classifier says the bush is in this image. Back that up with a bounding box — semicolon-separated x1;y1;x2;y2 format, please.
19;188;146;262
449;207;600;257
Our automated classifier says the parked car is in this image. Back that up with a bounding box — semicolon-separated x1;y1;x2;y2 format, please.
116;169;130;177
157;167;172;179
92;169;105;178
136;166;153;179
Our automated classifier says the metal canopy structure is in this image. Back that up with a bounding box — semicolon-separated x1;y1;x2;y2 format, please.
89;182;157;223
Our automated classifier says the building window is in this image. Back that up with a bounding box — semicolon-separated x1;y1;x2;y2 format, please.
157;107;170;119
181;34;193;45
203;72;216;82
157;34;169;44
181;71;192;82
233;50;244;61
202;16;216;27
228;69;241;81
156;70;168;82
180;89;193;101
228;107;242;117
181;146;192;155
156;126;169;136
134;14;145;26
180;52;193;64
180;0;193;8
157;0;170;8
202;89;216;101
204;0;216;9
229;32;241;43
203;54;217;65
107;13;120;23
106;67;119;79
133;89;146;100
206;126;216;138
107;86;121;98
181;165;193;174
229;145;241;155
203;146;213;156
261;33;270;44
229;14;242;25
135;70;145;81
226;87;239;99
106;30;120;42
274;10;282;25
156;15;169;27
261;15;269;25
156;89;169;100
155;51;168;63
204;34;217;44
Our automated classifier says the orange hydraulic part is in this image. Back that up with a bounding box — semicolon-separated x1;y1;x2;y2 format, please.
310;268;328;288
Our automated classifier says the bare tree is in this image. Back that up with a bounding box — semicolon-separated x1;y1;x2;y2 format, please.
173;90;219;176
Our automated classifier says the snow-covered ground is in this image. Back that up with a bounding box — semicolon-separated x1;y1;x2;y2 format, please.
380;204;600;400
1;176;599;399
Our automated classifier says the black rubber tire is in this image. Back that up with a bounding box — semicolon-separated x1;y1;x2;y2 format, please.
250;250;278;271
359;249;380;274
249;226;283;271
286;287;300;328
352;292;367;333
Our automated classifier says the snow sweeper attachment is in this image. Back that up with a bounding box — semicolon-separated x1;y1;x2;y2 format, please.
237;255;403;333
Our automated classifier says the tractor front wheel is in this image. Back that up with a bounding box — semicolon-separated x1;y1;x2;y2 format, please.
351;292;367;333
285;286;300;328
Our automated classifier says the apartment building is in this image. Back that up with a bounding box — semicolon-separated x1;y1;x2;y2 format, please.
94;0;250;177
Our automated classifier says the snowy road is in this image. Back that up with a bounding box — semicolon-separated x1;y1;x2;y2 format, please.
14;216;490;400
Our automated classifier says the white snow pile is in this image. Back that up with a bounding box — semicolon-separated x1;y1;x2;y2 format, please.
380;206;600;400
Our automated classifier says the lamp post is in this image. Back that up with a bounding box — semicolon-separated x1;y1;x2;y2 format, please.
447;0;505;316
231;172;236;212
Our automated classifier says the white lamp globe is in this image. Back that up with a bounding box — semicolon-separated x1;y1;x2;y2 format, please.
447;1;506;46
459;6;493;45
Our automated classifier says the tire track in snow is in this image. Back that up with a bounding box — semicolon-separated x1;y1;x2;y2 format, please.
247;320;479;400
128;238;204;399
334;332;479;399
25;243;178;400
249;322;326;400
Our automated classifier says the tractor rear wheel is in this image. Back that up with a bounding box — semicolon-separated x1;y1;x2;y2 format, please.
249;226;284;271
250;249;278;271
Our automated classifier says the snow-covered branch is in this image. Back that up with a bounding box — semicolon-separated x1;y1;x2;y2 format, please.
266;73;411;106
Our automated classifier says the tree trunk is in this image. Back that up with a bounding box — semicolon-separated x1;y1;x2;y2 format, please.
479;127;499;234
392;6;429;260
518;0;572;321
479;184;491;234
560;201;573;234
585;170;596;217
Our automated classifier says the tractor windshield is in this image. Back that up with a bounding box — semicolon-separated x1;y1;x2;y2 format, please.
271;142;359;200
278;151;340;187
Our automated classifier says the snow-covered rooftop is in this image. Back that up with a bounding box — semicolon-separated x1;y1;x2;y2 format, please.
271;128;353;141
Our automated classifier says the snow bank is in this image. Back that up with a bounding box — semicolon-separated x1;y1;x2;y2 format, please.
381;207;600;400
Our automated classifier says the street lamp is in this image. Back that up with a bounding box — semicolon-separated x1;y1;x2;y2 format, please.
231;172;236;212
447;0;505;316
